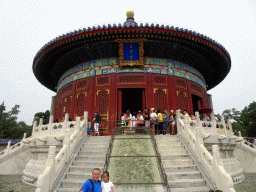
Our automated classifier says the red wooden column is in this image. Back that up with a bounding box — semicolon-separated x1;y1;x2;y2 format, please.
109;74;117;133
146;73;154;109
87;76;96;121
186;80;193;113
69;81;77;120
168;75;178;111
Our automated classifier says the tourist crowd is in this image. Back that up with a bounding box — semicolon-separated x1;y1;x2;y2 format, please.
119;108;213;135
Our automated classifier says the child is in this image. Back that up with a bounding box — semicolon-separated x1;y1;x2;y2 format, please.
101;171;114;192
87;119;92;135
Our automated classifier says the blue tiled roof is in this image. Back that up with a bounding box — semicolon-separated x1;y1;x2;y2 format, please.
34;22;230;61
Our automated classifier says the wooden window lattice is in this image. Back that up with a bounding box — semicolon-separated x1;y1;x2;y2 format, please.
97;77;109;85
98;91;108;114
155;90;166;112
76;93;86;117
119;75;144;83
191;83;202;93
60;84;73;95
177;79;187;88
77;80;87;89
154;76;166;84
60;96;72;120
178;92;187;111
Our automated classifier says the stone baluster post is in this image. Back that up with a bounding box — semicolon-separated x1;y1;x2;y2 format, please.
64;113;69;132
227;118;233;136
21;133;27;147
76;117;81;141
212;145;222;189
63;128;70;163
7;140;12;155
220;115;227;136
195;111;200;128
184;113;189;126
84;111;88;135
238;131;242;138
45;146;56;190
22;133;27;140
48;115;54;136
176;110;181;134
32;120;38;137
39;118;44;135
210;112;217;135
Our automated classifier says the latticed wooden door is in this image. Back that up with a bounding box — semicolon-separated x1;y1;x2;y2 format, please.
154;88;167;112
177;91;188;112
75;92;87;120
95;89;109;134
60;96;72;121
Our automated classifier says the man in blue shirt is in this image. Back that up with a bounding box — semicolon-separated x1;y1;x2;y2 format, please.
80;168;101;192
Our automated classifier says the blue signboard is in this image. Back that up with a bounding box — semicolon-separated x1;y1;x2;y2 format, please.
123;43;139;61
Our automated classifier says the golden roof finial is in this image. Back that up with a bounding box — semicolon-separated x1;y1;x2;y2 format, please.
126;10;134;21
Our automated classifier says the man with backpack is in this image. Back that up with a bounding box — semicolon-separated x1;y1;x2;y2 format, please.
80;168;101;192
92;111;101;136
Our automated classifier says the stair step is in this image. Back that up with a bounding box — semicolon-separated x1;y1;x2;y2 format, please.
170;186;210;192
78;151;106;156
69;166;104;173
161;154;190;160
72;160;105;167
156;138;180;142
168;178;206;188
61;179;85;188
75;156;105;161
158;148;187;155
82;143;108;147
167;171;202;180
66;172;93;180
162;159;194;166
58;188;81;192
80;146;108;152
164;164;197;172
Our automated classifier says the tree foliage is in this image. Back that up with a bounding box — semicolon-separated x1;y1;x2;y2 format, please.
33;110;50;125
0;102;32;139
222;101;256;137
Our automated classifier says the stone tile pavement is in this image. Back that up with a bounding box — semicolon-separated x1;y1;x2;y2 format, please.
0;173;255;192
234;173;256;192
0;175;36;192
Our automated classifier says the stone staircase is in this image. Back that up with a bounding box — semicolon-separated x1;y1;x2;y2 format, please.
155;135;211;192
57;136;111;192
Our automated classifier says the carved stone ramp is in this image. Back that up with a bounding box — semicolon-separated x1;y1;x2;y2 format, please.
155;135;211;192
56;136;110;192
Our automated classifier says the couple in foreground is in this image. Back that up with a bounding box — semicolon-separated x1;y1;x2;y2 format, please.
80;168;114;192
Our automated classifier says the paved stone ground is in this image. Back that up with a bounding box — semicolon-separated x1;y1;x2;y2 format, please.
0;175;36;192
0;173;255;192
234;173;256;192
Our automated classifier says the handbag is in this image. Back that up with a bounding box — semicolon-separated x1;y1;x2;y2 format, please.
137;119;142;124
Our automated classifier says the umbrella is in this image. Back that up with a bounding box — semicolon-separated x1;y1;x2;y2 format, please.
199;106;213;114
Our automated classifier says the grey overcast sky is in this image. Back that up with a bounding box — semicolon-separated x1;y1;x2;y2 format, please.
1;0;256;125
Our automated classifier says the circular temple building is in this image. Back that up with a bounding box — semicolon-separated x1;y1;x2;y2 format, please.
33;10;231;135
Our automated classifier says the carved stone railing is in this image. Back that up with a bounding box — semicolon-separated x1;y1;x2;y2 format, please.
0;133;29;161
32;113;78;139
35;111;88;192
177;110;236;192
186;112;242;141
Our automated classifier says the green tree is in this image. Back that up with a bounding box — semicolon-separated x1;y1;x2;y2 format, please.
222;108;241;122
239;101;256;137
0;102;32;139
33;110;50;125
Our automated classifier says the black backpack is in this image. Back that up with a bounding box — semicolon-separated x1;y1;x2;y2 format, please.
96;114;102;122
80;179;101;192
